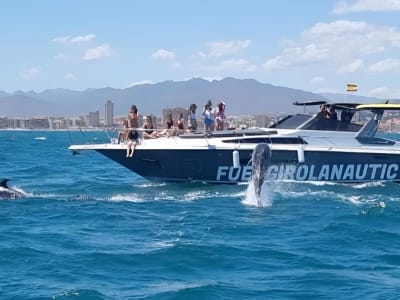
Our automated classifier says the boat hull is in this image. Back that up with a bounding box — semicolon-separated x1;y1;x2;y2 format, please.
96;148;400;184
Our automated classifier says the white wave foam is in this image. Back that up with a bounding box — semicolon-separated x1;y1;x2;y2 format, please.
34;137;46;140
109;194;146;202
351;181;385;189
135;182;167;188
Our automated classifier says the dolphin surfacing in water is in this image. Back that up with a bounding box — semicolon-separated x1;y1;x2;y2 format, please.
250;143;271;205
0;179;26;199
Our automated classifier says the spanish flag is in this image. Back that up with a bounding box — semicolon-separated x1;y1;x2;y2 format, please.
346;84;358;92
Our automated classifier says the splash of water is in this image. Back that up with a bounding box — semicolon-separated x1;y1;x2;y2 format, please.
242;181;273;207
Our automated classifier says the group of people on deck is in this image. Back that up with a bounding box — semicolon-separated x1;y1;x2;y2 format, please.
118;99;227;157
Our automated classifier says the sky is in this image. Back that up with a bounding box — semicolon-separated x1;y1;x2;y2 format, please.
1;0;400;98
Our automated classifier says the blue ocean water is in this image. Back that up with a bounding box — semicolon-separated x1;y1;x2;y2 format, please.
1;130;400;299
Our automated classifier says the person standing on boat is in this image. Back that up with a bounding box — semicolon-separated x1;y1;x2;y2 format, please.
126;105;139;157
176;113;185;134
202;100;214;131
215;100;226;131
128;105;139;128
188;104;198;132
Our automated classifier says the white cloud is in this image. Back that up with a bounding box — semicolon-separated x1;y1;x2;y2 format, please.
338;59;364;73
263;20;400;72
333;0;400;14
368;86;392;97
64;73;77;80
83;44;112;60
52;34;95;44
19;67;42;79
129;80;153;87
201;59;257;73
52;36;70;44
70;34;95;43
152;49;175;60
368;58;400;72
310;76;325;84
203;40;251;57
263;44;329;70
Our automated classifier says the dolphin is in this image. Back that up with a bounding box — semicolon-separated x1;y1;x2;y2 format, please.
0;179;26;199
250;143;271;205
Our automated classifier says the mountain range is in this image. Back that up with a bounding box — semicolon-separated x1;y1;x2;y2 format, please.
0;77;384;117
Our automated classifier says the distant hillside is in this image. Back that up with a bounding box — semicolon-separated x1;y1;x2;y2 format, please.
0;78;364;117
0;95;51;117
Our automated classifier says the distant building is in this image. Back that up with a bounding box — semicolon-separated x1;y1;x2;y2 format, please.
104;100;114;127
29;117;50;129
87;111;100;127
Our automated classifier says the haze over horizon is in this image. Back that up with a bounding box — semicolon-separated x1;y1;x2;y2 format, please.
1;0;400;98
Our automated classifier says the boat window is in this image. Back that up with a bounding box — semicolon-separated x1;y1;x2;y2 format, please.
356;137;396;145
300;116;362;132
222;137;307;144
180;129;277;139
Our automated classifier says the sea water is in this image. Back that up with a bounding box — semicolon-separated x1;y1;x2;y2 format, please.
1;130;400;299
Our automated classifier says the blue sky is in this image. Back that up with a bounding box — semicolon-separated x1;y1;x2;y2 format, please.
1;0;400;98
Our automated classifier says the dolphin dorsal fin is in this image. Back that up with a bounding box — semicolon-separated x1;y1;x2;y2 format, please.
0;179;10;188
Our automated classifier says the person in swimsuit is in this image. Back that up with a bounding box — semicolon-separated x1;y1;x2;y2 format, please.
143;116;158;139
215;100;226;131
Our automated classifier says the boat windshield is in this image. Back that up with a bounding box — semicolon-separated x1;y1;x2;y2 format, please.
299;115;363;132
269;114;312;129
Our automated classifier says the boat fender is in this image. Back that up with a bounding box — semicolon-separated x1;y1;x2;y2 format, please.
297;145;305;163
232;150;240;168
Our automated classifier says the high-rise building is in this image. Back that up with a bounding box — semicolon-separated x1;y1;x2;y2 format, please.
105;100;114;126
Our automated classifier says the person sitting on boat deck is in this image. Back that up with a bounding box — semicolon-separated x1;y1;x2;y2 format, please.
215;100;226;131
317;104;329;118
126;128;139;157
143;116;159;139
202;99;214;131
159;113;174;137
188;103;198;132
128;104;139;128
118;119;130;144
327;105;337;119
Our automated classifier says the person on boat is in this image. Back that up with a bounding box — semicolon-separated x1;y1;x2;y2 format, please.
142;116;159;139
166;113;174;130
215;100;226;131
126;129;139;157
176;113;185;134
202;99;214;131
327;105;337;119
159;113;177;137
317;105;329;118
188;103;198;131
128;105;139;128
118;119;130;144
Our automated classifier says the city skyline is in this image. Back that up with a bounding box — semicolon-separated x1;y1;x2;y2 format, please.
1;0;400;98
